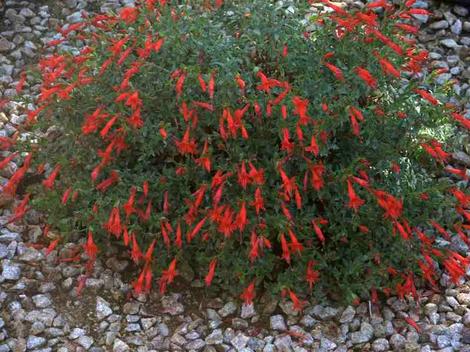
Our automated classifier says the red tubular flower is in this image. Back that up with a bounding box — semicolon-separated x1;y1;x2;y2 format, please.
281;128;294;154
358;225;369;234
144;239;156;263
421;140;449;164
288;289;306;312
347;180;365;211
396;274;417;300
309;163;325;191
312;219;326;245
187;217;207;243
280;233;291;264
175;72;186;97
249;231;260;262
404;317;421;332
443;253;468;284
373;52;400;78
175;222;183;248
105;207;122;238
305;135;319;156
240;281;256;305
394;221;410;240
100;115;118;138
9;193;30;223
132;267;146;295
175;128;198;155
159;258;178;294
160;220;171;248
205;258;217;286
320;0;348;15
430;220;450;240
0;152;18;170
414;228;433;246
256;71;281;93
43;164;61;190
195;140;211;172
198;74;207;92
445;166;468;180
235;75;245;94
3;154;32;195
373;190;403;219
131;232;143;263
451;112;470;130
119;7;139;24
123;186;136;217
324;63;344;81
45;239;59;256
415;89;439;105
395;23;418;34
84;231;98;260
288;229;304;254
96;170;120;192
355;67;377;88
248;162;265;185
208;72;215;99
251;188;265;215
292;96;310;125
306;260;320;290
236;201;247;231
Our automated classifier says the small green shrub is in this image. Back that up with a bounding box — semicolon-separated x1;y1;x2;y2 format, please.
8;0;470;305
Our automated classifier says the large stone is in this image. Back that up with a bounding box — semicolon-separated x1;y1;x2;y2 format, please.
0;230;20;243
2;260;21;280
185;339;205;350
454;5;469;17
219;301;237;317
205;329;223;345
77;335;94;349
274;335;292;352
113;338;130;352
350;322;374;344
96;296;113;320
231;333;249;350
240;303;256;319
161;294;184;316
26;336;46;349
18;247;43;262
372;338;390;352
457;293;470;306
32;294;52;308
270;315;287;331
431;20;449;30
441;39;459;49
339;306;355;323
69;328;86;339
390;334;406;350
0;38;13;52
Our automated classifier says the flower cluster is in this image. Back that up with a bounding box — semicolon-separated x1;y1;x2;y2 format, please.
6;0;470;306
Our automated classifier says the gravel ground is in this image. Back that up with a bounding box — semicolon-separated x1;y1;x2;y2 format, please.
1;0;470;351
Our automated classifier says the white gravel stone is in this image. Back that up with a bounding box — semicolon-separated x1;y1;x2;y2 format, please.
270;315;286;331
441;39;459;49
372;338;390;352
2;260;21;280
32;294;52;308
96;296;113;320
26;336;46;349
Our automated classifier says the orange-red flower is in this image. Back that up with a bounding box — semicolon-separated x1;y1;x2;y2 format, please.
119;7;139;24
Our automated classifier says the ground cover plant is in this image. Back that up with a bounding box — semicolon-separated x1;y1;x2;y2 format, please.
5;0;470;307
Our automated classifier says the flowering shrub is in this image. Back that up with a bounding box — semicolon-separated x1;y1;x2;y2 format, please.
7;0;470;306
